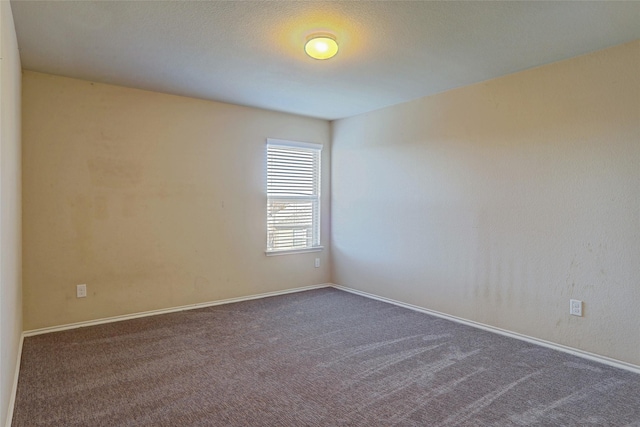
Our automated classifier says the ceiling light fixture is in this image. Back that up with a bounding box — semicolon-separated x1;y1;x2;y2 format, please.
304;34;339;60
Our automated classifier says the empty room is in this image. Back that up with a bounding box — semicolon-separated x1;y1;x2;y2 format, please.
1;1;639;426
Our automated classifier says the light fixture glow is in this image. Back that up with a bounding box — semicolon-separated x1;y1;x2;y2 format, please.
304;35;338;60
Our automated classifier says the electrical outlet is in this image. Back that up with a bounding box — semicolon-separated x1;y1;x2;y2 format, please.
314;258;320;268
570;299;582;316
77;284;87;298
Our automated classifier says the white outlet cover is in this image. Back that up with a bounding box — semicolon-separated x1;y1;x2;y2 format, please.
570;299;582;316
77;284;87;298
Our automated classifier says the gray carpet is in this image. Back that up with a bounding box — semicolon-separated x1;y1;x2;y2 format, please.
12;288;640;426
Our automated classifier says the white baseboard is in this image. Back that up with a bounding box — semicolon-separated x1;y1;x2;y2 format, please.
23;283;331;337
330;283;640;375
5;334;23;427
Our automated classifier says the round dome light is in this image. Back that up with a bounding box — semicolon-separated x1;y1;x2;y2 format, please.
304;35;339;60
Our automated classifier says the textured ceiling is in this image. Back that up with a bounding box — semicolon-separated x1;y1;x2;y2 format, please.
10;1;640;120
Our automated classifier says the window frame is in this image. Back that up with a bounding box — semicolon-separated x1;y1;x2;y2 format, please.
265;138;323;256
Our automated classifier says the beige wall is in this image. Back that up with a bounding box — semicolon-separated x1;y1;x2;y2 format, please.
332;41;640;366
0;1;22;425
22;71;331;330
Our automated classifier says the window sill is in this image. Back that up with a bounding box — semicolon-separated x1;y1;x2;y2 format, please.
265;247;324;256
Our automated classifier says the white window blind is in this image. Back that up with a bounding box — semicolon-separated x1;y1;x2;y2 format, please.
266;139;322;253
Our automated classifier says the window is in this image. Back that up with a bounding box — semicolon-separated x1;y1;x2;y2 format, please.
266;139;322;254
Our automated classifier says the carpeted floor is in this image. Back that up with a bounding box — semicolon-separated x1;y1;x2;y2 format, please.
12;288;640;426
